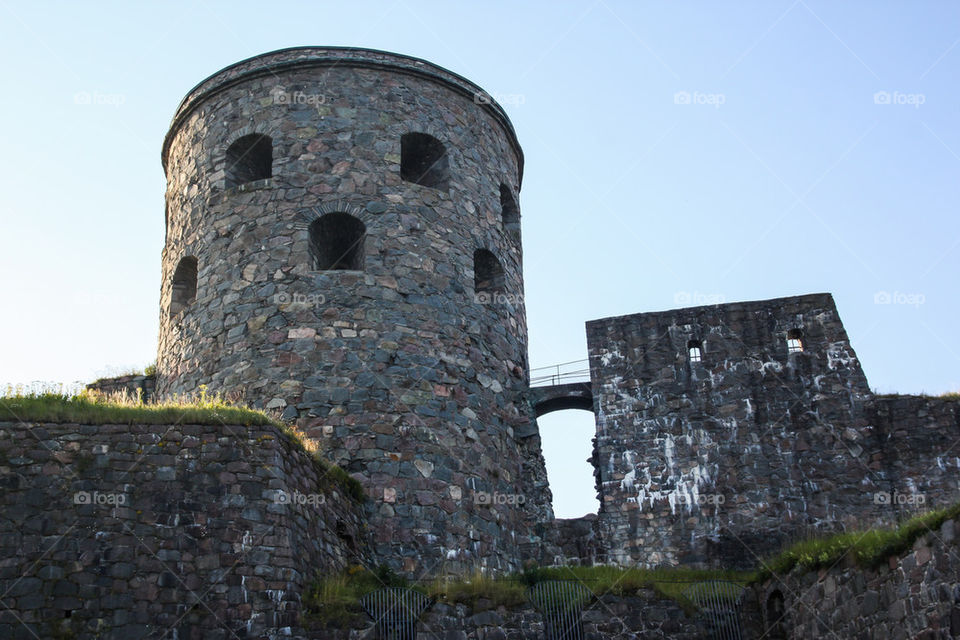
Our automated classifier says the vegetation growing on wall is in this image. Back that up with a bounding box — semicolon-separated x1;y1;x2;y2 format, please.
1;386;273;425
306;501;960;627
304;564;754;624
758;501;960;578
0;387;366;501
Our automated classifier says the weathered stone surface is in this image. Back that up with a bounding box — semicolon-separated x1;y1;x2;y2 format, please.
0;419;367;639
585;293;960;569
755;514;960;639
155;46;551;577
86;374;155;402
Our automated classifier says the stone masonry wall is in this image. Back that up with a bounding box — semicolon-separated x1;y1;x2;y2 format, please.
867;395;960;516
157;46;551;577
586;293;881;568
546;515;601;566
0;420;368;640
87;374;156;403
756;514;960;639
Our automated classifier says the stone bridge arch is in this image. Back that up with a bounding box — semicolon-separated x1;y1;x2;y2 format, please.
529;382;594;418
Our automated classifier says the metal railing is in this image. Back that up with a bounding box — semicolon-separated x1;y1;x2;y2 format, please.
529;359;590;387
528;580;592;640
683;581;747;640
359;587;432;640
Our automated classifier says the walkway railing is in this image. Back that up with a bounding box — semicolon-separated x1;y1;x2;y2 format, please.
529;359;590;387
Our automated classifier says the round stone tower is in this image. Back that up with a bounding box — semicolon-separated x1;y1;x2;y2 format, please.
157;47;552;575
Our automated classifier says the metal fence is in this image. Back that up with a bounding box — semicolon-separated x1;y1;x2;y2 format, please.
359;587;432;640
683;580;746;640
529;359;591;387
528;580;593;640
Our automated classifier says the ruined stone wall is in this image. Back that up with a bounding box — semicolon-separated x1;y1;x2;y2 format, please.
756;514;960;638
86;373;156;402
586;293;881;568
867;395;960;515
156;47;551;576
0;420;367;640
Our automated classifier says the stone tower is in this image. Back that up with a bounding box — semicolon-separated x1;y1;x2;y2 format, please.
157;47;552;575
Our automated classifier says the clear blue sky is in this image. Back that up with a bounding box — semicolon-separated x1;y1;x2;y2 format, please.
1;1;958;517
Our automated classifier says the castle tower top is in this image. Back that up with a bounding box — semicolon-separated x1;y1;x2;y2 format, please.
162;46;523;181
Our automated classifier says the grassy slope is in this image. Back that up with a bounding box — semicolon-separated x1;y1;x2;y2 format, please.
757;501;960;579
0;391;276;426
0;390;365;501
306;501;960;622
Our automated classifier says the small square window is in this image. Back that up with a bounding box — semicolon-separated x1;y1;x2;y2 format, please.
787;329;804;353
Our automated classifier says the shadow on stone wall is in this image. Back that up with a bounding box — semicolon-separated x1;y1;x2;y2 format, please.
0;419;368;639
753;512;960;638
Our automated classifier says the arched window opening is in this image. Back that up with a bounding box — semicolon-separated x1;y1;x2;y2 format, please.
474;249;505;294
170;256;198;317
309;213;366;271
225;134;272;189
688;339;703;363
765;590;787;639
787;329;804;354
400;133;449;189
500;183;519;226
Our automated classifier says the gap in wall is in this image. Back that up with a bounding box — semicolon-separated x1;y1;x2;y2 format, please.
537;409;600;519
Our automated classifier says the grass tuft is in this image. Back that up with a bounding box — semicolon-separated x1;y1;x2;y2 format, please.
304;565;411;627
305;502;960;625
1;385;275;426
429;569;527;610
305;564;752;621
516;565;752;614
757;502;960;580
